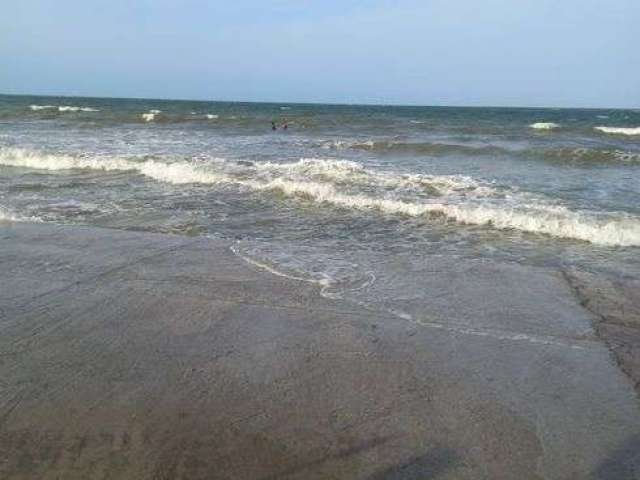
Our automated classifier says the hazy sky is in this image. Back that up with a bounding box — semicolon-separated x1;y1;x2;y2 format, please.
1;0;638;107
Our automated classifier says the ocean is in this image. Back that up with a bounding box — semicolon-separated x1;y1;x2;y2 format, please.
1;94;639;315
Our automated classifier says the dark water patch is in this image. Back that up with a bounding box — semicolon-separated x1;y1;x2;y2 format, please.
347;140;507;157
537;147;640;165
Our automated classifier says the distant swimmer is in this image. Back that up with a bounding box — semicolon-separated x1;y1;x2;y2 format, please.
271;121;277;131
283;122;288;130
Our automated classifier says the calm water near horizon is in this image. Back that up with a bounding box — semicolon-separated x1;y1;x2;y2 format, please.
1;94;639;312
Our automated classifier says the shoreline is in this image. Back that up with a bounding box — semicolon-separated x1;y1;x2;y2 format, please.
1;222;639;479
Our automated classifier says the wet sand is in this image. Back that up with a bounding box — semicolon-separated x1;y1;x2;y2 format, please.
1;223;639;479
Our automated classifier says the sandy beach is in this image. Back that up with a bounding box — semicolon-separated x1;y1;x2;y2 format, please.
1;222;639;479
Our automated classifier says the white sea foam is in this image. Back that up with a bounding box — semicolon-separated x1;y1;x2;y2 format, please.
320;140;349;150
136;160;227;184
0;206;41;223
57;106;99;112
0;148;138;172
206;114;219;119
30;105;98;112
241;178;640;246
253;158;492;197
141;109;163;121
230;244;333;296
530;122;560;130
595;126;640;136
230;242;372;299
2;147;640;246
0;147;228;184
0;208;20;221
545;148;640;163
255;158;366;178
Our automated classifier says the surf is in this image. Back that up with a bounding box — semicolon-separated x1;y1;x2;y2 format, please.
2;147;640;247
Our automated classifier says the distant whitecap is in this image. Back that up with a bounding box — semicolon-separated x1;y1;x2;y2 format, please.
530;122;560;130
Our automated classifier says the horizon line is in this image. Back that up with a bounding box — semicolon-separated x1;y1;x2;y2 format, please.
0;91;636;112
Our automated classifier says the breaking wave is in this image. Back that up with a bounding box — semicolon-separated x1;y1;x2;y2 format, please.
0;148;227;184
595;126;640;136
2;147;640;247
243;180;640;247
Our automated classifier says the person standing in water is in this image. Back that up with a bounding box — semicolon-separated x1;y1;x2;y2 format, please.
271;121;277;131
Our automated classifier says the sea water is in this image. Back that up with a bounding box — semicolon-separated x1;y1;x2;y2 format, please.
1;94;639;309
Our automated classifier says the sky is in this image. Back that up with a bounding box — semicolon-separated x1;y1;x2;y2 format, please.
1;0;638;108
